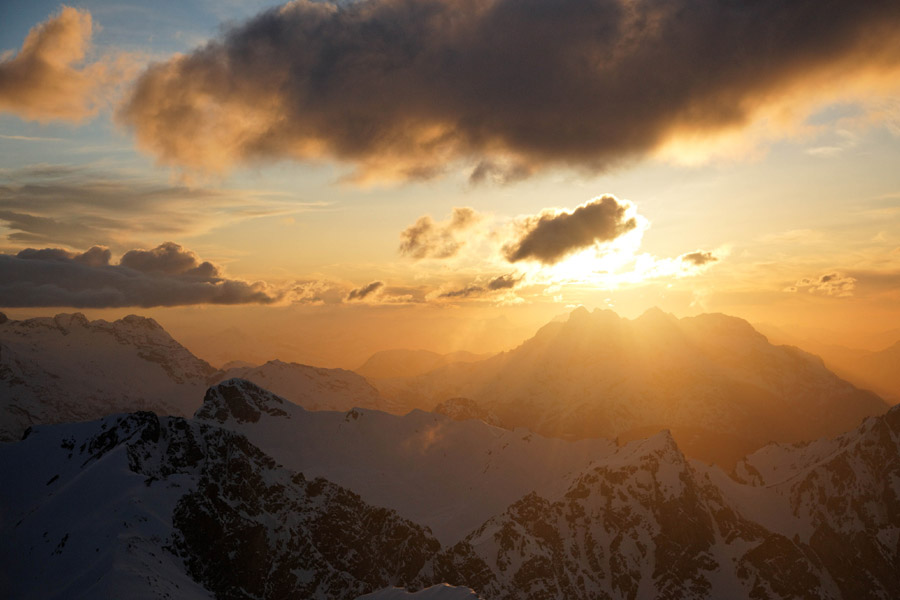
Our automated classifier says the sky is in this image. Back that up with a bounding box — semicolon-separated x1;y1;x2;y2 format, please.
1;0;899;367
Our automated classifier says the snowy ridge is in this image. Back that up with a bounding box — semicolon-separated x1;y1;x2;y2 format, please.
210;359;387;412
2;381;898;598
432;405;900;599
195;379;616;544
0;411;443;600
0;312;214;442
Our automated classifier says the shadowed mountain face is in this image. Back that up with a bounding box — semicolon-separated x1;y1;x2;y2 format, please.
0;312;215;442
357;349;492;380
375;308;888;465
2;380;898;599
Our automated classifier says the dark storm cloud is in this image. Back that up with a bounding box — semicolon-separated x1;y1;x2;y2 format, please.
504;195;636;265
680;251;718;267
347;281;384;301
0;243;281;308
399;207;480;259
120;0;900;179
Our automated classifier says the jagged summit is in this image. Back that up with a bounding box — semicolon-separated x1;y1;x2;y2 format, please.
197;378;290;424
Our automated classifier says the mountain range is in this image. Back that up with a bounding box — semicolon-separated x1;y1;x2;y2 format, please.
2;379;898;598
374;307;888;466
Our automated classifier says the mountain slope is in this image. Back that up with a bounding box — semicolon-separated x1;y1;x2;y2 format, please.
210;359;387;411
434;404;900;599
195;379;616;544
0;312;215;442
0;411;441;599
376;308;888;463
357;349;491;380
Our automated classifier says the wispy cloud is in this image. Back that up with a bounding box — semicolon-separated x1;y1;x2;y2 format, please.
0;164;327;250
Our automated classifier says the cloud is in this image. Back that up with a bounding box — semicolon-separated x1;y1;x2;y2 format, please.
0;242;281;307
0;7;132;122
438;273;522;299
0;165;322;250
487;273;521;290
789;272;857;297
347;280;384;301
399;207;481;259
504;195;637;265
119;0;900;180
679;251;718;267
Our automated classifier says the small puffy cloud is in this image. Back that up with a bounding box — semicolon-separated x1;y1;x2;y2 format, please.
0;7;132;122
504;195;637;265
679;251;718;267
487;273;521;290
399;207;481;260
0;242;281;308
347;281;384;301
789;272;857;297
437;273;522;300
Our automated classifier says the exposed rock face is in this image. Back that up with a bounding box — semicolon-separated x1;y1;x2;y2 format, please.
377;308;888;466
432;406;900;600
195;379;614;545
2;380;898;599
1;409;444;600
0;313;215;441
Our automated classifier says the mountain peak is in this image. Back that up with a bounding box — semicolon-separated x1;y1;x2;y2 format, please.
196;378;289;424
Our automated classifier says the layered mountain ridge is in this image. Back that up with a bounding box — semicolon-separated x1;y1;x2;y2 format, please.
3;379;897;599
375;307;888;465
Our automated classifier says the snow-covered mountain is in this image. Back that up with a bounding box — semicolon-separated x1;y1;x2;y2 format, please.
0;410;442;600
196;379;615;544
1;379;898;598
0;312;215;442
210;359;387;412
376;308;888;465
432;404;900;599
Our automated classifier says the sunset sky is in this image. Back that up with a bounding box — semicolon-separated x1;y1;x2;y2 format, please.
2;0;899;366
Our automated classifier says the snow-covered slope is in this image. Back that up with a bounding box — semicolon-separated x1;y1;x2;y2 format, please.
377;308;888;464
433;404;900;599
0;411;442;600
0;312;214;442
2;380;898;599
196;379;616;544
210;359;387;411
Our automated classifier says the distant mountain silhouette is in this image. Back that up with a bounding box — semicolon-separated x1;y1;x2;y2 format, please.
375;307;888;466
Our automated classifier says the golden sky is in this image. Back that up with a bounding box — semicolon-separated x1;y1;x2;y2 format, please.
1;1;900;365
